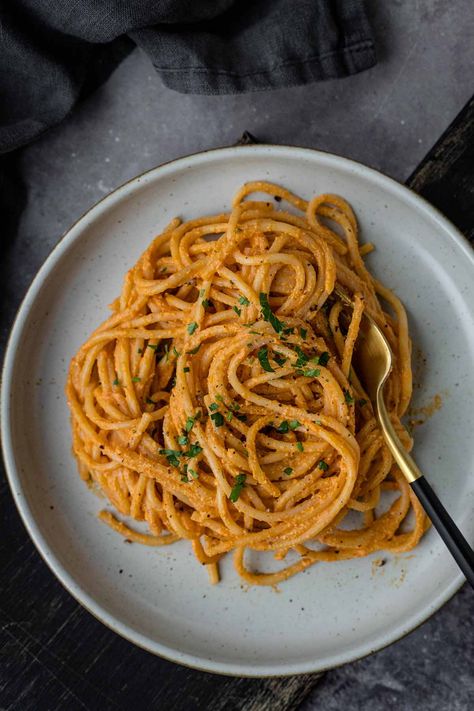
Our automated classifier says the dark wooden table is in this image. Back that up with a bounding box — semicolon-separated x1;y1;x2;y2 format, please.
1;97;472;711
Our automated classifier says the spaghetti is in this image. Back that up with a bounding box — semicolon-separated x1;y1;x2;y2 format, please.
66;181;428;585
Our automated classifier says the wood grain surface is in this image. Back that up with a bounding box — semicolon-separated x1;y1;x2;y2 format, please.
1;96;472;711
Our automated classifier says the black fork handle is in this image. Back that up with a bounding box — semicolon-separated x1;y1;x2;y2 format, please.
411;476;474;588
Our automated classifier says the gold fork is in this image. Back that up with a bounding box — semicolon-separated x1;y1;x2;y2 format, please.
335;286;474;587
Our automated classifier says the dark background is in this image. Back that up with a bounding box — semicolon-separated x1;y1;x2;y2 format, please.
1;2;473;709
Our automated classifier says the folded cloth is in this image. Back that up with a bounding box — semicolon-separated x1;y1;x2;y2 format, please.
0;0;376;154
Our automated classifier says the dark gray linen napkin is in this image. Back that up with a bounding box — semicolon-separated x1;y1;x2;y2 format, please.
0;0;376;154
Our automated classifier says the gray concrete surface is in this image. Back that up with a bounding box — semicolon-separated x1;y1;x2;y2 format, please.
3;0;474;708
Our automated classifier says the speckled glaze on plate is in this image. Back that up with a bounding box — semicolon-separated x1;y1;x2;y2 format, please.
2;146;474;677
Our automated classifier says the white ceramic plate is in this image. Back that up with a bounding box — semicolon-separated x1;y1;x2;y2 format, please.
2;146;474;677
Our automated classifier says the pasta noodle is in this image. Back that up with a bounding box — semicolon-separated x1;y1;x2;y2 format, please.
66;181;428;586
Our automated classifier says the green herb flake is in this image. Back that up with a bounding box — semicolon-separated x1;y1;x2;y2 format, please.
185;443;203;458
172;347;181;358
239;295;250;306
229;473;246;502
226;411;233;422
300;328;307;340
187;322;198;335
185;415;196;432
294;345;309;367
210;412;225;428
303;368;320;378
234;412;247;422
215;394;224;402
344;389;354;405
283;467;293;476
274;352;287;367
317;351;330;366
188;468;199;480
137;348;143;354
296;442;304;452
183;367;190;373
112;378;120;386
159;448;182;468
289;420;301;431
202;298;211;309
257;346;275;373
181;474;189;483
177;434;188;446
186;344;201;355
199;288;205;297
147;344;159;351
318;460;329;471
259;292;285;335
208;403;219;412
358;398;368;407
132;377;141;383
276;420;290;434
233;305;242;317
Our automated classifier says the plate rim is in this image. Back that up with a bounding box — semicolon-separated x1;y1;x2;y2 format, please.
1;144;473;677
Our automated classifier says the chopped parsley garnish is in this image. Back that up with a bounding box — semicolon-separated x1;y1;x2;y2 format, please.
276;420;290;433
344;389;354;405
147;344;159;351
233;305;242;317
238;295;250;306
183;367;190;373
234;412;247;422
294;346;309;367
202;299;211;309
317;351;330;366
259;292;285;334
283;467;293;476
159;448;182;468
296;442;304;452
181;474;189;483
273;352;287;367
283;326;294;335
188;468;199;479
186;344;201;355
226;412;233;422
289;420;301;430
358;398;368;407
229;473;246;502
187;322;198;335
215;394;224;402
172;347;180;358
257;346;274;373
303;368;320;378
185;443;203;458
132;377;141;383
209;403;219;411
318;460;329;471
112;378;120;386
300;328;307;340
185;415;197;432
177;434;188;446
137;348;143;354
210;412;224;427
199;288;205;297
228;401;241;411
